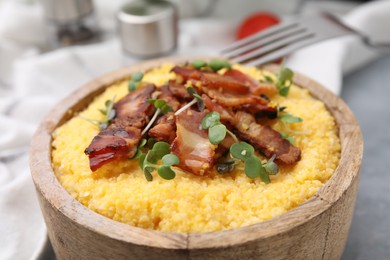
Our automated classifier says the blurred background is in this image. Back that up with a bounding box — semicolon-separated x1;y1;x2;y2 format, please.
0;0;389;259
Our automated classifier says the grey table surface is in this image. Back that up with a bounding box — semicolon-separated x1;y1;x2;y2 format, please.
39;57;390;260
341;55;390;260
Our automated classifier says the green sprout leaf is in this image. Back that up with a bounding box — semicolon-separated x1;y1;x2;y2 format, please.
138;141;178;182
144;169;153;182
187;87;204;111
263;155;278;175
276;66;294;97
278;113;302;123
80;96;117;130
147;99;172;115
157;165;176;180
230;142;254;161
160;104;172;114
106;110;116;121
162;154;179;166
139;153;146;169
128;81;139;92
128;71;144;92
244;156;262;179
201;112;220;129
279;86;290;97
264;75;274;83
278;67;293;83
209;124;227;145
258;168;270;184
264;161;278;175
153;99;167;109
209;59;232;72
130;138;147;159
131;71;144;82
151;142;170;160
147;138;157;149
192;60;207;70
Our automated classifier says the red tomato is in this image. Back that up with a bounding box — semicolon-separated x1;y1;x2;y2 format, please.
236;12;280;40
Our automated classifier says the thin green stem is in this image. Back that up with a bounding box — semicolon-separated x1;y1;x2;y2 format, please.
226;129;239;143
174;98;197;116
142;108;160;136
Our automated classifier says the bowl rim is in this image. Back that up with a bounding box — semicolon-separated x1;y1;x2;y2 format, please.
29;56;363;250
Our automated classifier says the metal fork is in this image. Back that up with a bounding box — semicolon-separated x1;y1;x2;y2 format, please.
221;13;385;67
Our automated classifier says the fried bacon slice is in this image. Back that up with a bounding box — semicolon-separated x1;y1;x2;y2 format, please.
167;80;191;100
171;66;202;82
148;85;180;143
172;66;250;94
202;94;234;123
148;113;176;143
85;84;155;171
171;109;215;175
233;111;301;165
224;69;277;96
203;94;300;165
156;85;181;111
171;66;276;116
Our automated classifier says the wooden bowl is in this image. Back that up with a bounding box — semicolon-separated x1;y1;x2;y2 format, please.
29;56;363;259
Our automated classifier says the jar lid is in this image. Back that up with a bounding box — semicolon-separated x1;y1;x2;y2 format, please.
117;0;178;58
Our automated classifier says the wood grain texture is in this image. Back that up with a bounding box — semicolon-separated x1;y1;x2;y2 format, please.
29;56;363;260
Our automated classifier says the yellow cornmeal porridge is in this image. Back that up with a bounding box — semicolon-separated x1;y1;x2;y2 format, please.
51;64;340;232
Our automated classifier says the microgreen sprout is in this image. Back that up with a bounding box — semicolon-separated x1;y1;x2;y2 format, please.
80;96;116;130
174;87;204;116
264;75;274;83
191;59;232;72
128;71;144;92
209;59;232;72
263;154;278;175
191;60;207;70
276;63;294;97
278;113;303;123
141;99;172;136
201;112;238;144
139;141;180;181
131;138;147;159
230;142;270;183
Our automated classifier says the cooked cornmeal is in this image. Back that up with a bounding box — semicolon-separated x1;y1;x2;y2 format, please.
51;64;340;232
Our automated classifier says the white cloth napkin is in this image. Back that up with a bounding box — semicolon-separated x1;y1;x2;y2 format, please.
0;0;389;259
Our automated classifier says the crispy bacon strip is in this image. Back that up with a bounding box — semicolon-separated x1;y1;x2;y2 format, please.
148;113;176;143
172;66;249;94
203;95;300;165
199;72;250;94
85;84;155;171
167;80;191;100
224;69;277;96
148;85;180;143
157;85;181;111
203;94;234;122
171;66;202;82
171;109;215;175
172;66;276;117
233;111;301;165
195;80;277;117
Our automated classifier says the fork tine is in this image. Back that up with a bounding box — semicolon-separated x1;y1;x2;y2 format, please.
244;38;319;67
232;31;314;64
220;21;299;53
223;26;307;59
